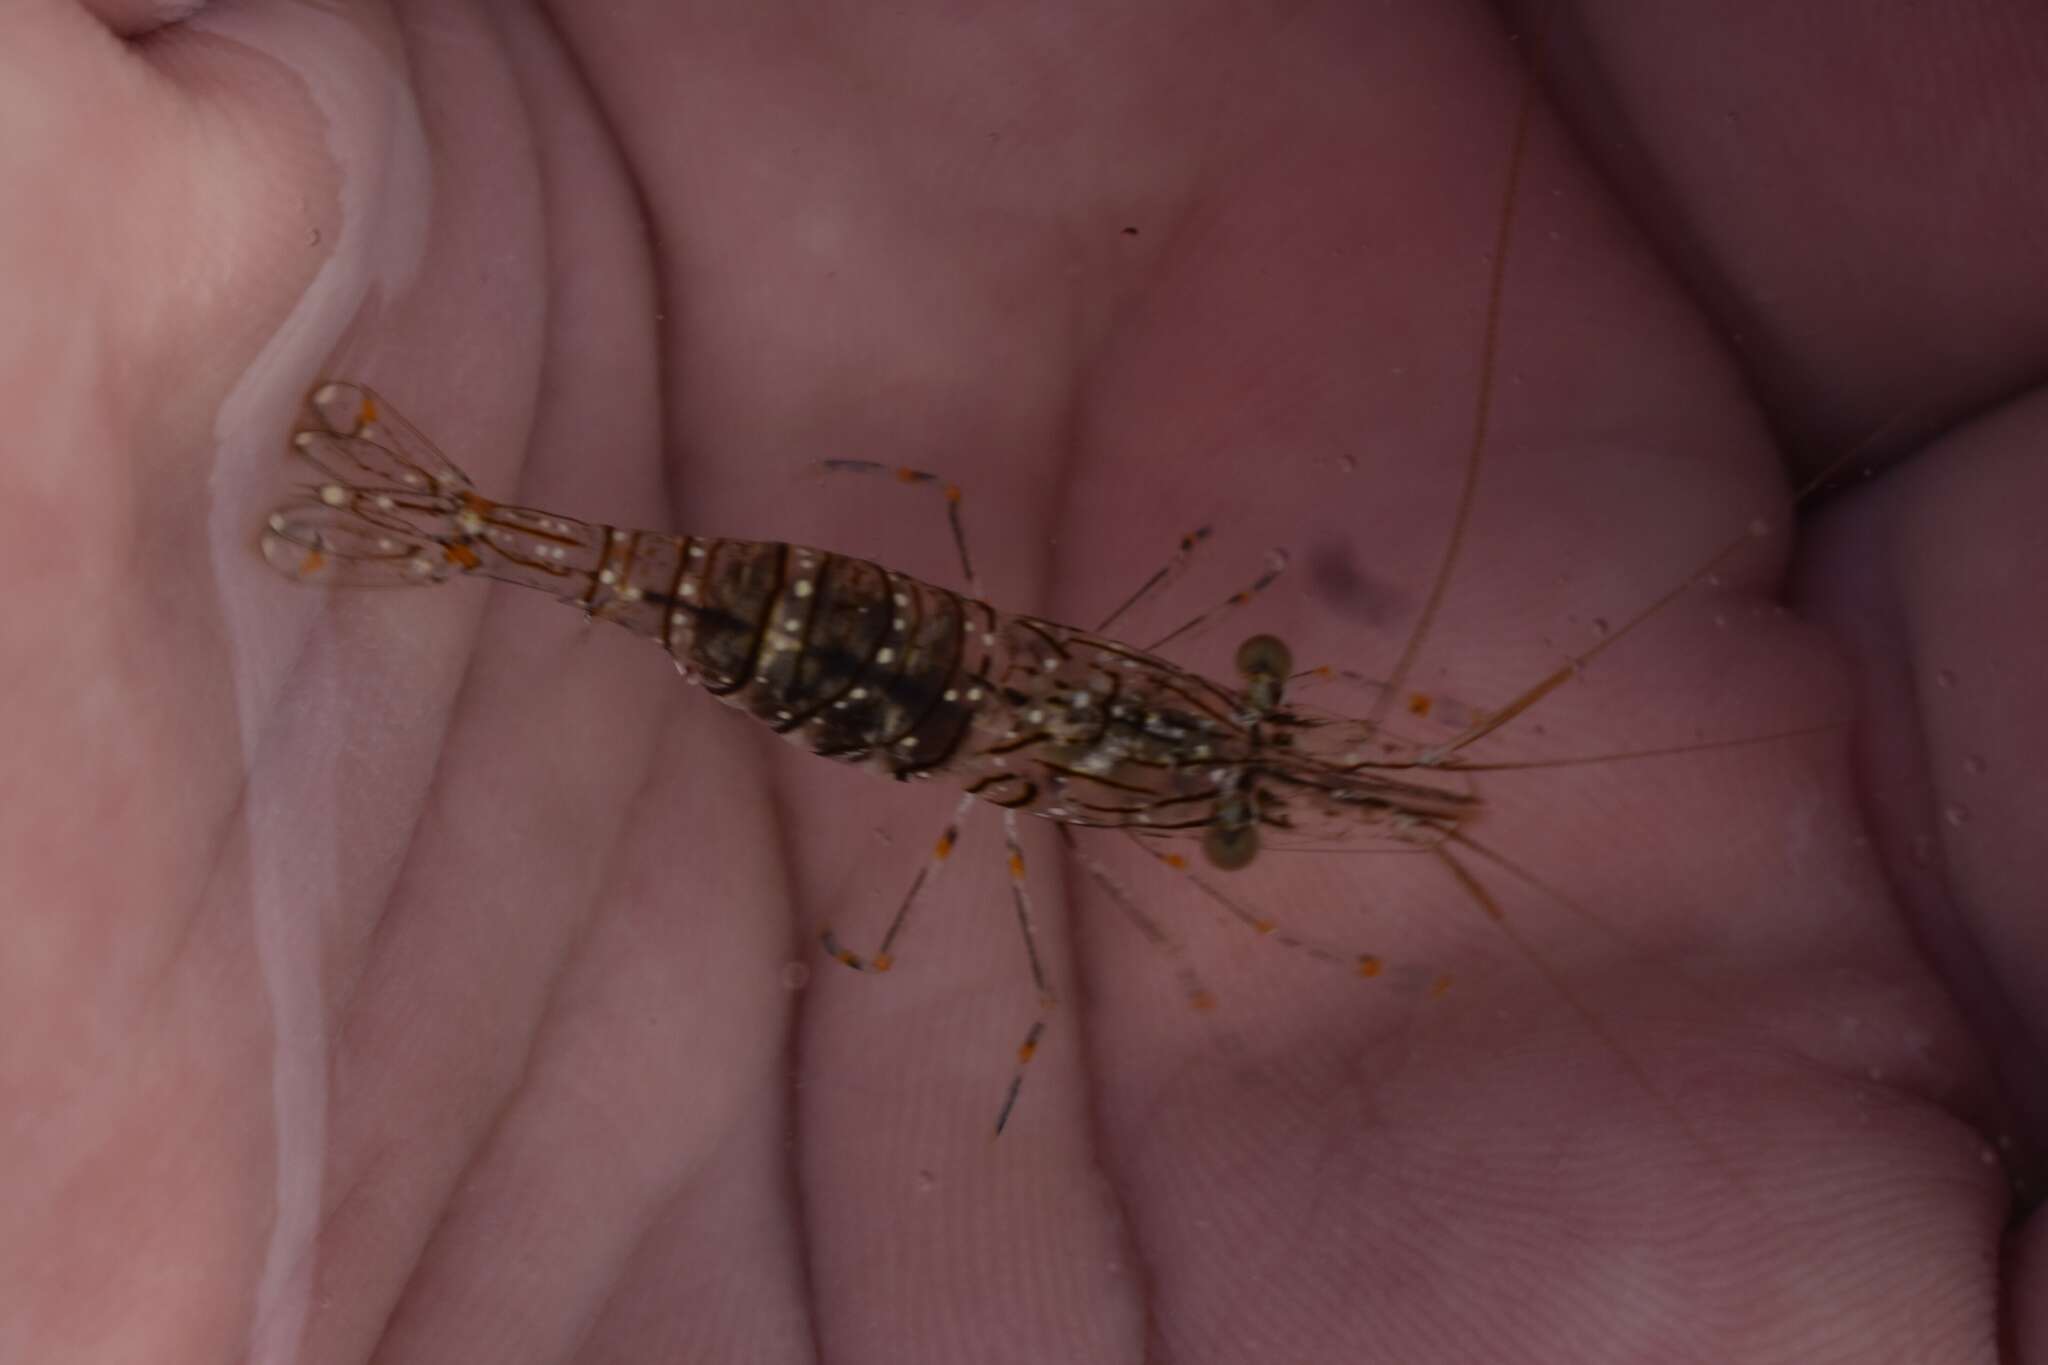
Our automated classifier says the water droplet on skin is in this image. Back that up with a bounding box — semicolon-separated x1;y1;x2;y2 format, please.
1936;669;1958;689
1712;613;1728;629
1747;518;1771;538
1590;617;1610;637
306;227;322;246
782;961;812;991
1336;454;1358;473
1943;804;1969;828
1964;755;1987;775
1703;573;1722;588
916;1169;938;1193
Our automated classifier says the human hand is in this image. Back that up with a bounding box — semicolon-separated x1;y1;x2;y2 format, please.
6;3;2044;1362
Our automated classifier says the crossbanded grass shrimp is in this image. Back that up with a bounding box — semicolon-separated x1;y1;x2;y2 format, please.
241;4;2045;1362
264;379;1492;1128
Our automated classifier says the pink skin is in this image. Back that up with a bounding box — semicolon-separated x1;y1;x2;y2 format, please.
6;2;2047;1361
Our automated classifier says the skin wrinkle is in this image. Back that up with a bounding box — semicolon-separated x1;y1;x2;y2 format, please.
372;739;663;1354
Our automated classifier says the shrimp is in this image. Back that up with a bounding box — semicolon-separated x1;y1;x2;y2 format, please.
261;378;1516;1129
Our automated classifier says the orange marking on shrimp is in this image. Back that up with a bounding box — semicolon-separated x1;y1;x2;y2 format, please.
444;542;480;570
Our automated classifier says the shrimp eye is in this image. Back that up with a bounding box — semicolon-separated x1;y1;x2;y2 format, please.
1234;633;1292;683
1202;822;1260;871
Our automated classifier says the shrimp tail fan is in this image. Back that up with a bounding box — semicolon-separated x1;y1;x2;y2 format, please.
260;381;483;588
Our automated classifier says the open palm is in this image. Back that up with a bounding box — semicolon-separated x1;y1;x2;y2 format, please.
8;3;2046;1362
